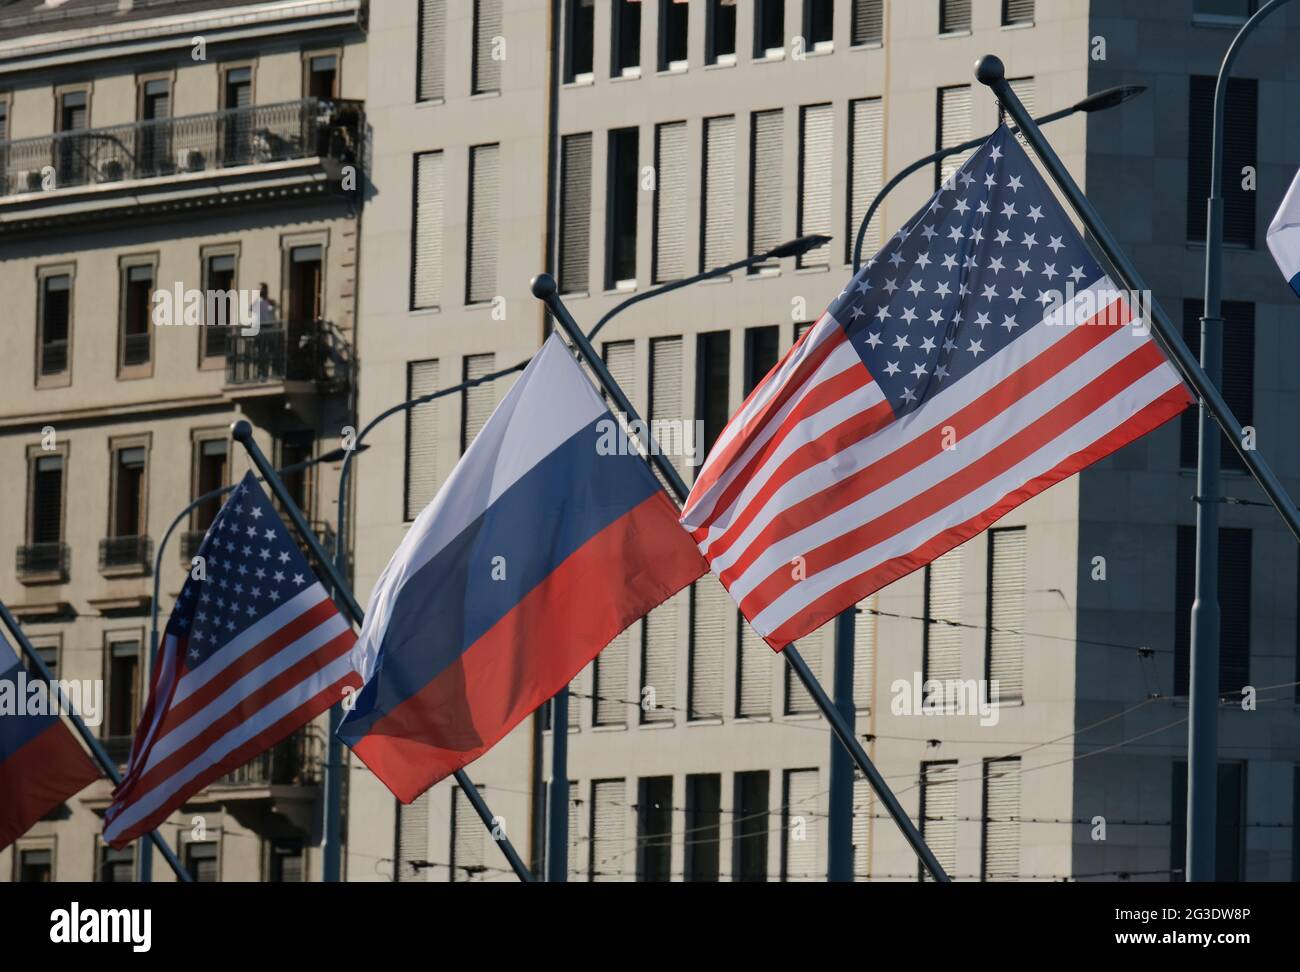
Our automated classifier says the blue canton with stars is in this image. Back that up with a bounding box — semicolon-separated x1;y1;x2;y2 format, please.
167;471;319;668
828;126;1103;418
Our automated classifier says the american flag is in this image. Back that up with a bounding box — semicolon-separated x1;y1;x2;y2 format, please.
104;472;359;847
681;126;1192;649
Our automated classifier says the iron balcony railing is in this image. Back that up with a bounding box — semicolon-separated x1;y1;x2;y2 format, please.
0;98;362;199
99;535;153;571
225;319;348;388
16;542;69;579
218;727;324;787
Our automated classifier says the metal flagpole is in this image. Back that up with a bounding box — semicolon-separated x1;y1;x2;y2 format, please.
530;273;951;883
0;598;192;882
230;420;535;883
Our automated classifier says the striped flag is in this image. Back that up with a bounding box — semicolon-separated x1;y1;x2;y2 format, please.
682;126;1192;649
1267;166;1300;297
104;472;360;847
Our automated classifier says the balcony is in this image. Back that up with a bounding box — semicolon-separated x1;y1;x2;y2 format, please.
99;535;153;575
217;728;324;789
16;542;69;583
0;98;363;232
179;530;207;562
225;319;352;394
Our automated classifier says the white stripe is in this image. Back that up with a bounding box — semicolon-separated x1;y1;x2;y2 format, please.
749;362;1182;634
105;653;355;841
119;633;181;785
727;325;1157;597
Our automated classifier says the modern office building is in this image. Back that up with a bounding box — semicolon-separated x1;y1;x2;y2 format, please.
347;0;1300;883
0;0;367;881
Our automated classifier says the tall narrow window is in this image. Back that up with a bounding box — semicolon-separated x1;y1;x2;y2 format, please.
749;109;784;273
472;0;503;94
450;786;486;881
56;90;89;186
202;253;237;359
701;115;736;273
606;128;639;288
602;339;636;416
184;842;219;883
706;0;737;65
851;0;884;46
590;779;625;881
466;144;500;304
937;84;973;188
119;262;154;370
594;625;630;726
659;0;689;71
641;593;679;725
743;325;779;396
685;774;722;881
38;273;72;377
653;121;689;283
277;431;315;515
940;0;972;33
854;597;876;712
566;0;595;83
696;330;730;466
1170;761;1245;881
981;757;1021;881
650;335;687;481
690;575;729;720
1174;526;1252;697
559;134;592;293
418;0;446;101
138;79;171;177
267;839;305;882
781;769;819;880
405;359;440;520
461;353;495;453
636;777;673;881
412;151;445;310
110;446;147;541
733;770;769;881
305;54;339;99
755;0;785;58
1180;300;1254;471
797;103;832;268
1002;0;1035;26
220;68;252;167
28;454;65;548
853;777;871;878
17;848;53;883
987;528;1026;702
847;97;884;264
918;761;958;881
784;624;824;714
396;793;430;882
191;439;228;533
737;613;771;717
923;547;963;685
1188;76;1257;246
98;843;135;883
105;637;141;753
612;0;642;77
804;0;834;52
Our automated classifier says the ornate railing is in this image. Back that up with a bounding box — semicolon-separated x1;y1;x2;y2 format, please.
225;319;351;389
17;542;69;580
0;98;362;199
218;727;324;787
99;535;153;571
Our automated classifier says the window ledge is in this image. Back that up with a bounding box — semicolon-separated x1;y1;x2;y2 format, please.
657;63;689;76
699;274;732;285
687;717;724;727
559;290;590;300
611;68;641;81
563;75;595;89
470;89;501;100
736;714;773;723
939;29;973;39
604;282;636;295
796;264;831;276
850;42;884;52
746;268;781;280
638;719;675;729
755;50;786;63
783;712;822;721
415;97;446;108
18;571;67;587
705;54;737;69
408;306;442;317
1001;21;1036;30
591;723;628;733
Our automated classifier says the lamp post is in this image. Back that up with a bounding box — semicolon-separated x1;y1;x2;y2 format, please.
1188;0;1294;883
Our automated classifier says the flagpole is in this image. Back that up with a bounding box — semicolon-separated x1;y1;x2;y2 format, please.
0;598;192;882
530;273;952;883
230;420;535;883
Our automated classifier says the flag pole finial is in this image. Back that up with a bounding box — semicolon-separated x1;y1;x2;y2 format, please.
530;273;557;299
975;54;1005;87
231;419;254;444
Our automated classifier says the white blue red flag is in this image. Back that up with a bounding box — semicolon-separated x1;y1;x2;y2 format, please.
1267;166;1300;297
0;634;101;851
682;126;1192;649
340;333;706;803
104;473;359;846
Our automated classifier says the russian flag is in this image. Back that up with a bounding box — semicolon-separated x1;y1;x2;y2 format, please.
0;634;102;851
340;333;707;802
1267;167;1300;298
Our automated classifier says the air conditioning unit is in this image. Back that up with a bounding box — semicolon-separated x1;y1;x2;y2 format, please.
176;148;205;172
98;159;125;182
15;169;44;193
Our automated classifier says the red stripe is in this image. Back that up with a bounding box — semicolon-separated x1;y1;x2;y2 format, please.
739;340;1171;617
0;722;101;852
107;671;361;847
764;385;1191;647
351;491;706;804
718;303;1130;587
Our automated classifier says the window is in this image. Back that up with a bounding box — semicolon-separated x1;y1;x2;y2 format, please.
98;843;134;883
612;0;641;77
1002;0;1035;26
606;128;639;288
105;636;142;755
797;103;832;268
184;842;219;882
461;354;495;453
784;625;824;714
755;0;785;58
749;109;784;273
937;85;973;188
706;0;737;65
940;0;972;33
847;97;884;264
286;243;323;328
396;793;430;882
650;335;687;481
733;770;769;881
472;0;503;94
589;779;625;881
119;261;154;371
27;453;65;548
924;547;963;685
566;0;595;82
558;134;593;294
737;612;771;717
1179;301;1254;472
1187;76;1257;246
191;438;228;533
137;78;171;175
603;339;636;411
267;838;305;882
853;777;871;878
805;0;834;52
690;575;729;720
277;431;315;516
854;597;875;712
201;252;237;359
1174;526;1252;697
449;786;487;881
701;115;736;273
640;591;679;724
109;445;147;541
56;90;89;185
405;359;440;520
38;272;72;378
594;624;630;726
305;54;339;99
685;774;722;881
411;151;445;310
918;761;958;881
1008;76;1035;148
1193;0;1259;23
851;0;884;46
696;330;730;465
636;776;673;881
781;768;819;880
220;67;253;166
653;121;689;283
540;779;582;878
744;325;779;395
418;0;446;101
659;0;689;71
466;144;500;304
981;757;1020;880
987;528;1025;702
16;848;53;882
1170;760;1244;881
